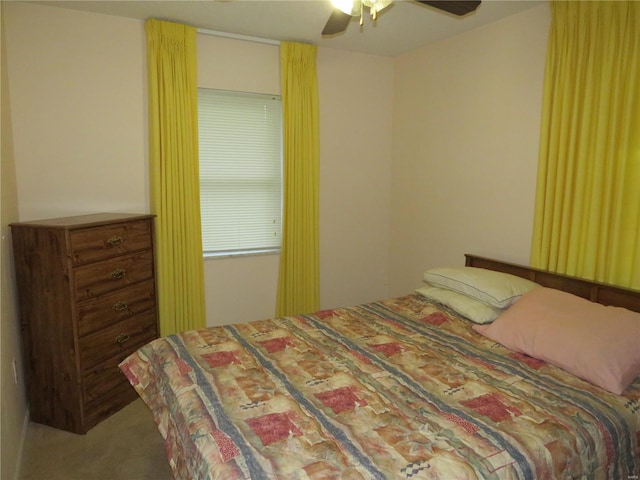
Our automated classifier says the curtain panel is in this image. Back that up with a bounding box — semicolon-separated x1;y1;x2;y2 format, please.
276;42;320;316
146;19;206;335
531;1;640;289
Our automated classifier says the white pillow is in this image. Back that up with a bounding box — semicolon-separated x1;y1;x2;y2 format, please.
423;267;538;309
416;285;503;324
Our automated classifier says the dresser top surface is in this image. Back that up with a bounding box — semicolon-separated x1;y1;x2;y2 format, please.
10;213;154;230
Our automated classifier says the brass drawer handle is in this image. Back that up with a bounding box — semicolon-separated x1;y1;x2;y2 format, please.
115;333;130;345
109;268;127;280
112;301;128;312
104;236;123;247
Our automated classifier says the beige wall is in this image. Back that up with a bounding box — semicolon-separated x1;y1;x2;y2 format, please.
198;32;394;323
5;3;149;220
318;48;394;308
4;1;551;473
197;34;282;325
4;1;395;329
389;4;551;295
1;3;28;479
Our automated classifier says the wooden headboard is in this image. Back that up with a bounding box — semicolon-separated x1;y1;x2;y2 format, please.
465;254;640;313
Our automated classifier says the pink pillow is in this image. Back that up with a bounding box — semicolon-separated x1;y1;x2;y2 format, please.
474;287;640;394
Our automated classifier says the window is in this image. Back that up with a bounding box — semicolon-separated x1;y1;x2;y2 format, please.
198;88;282;256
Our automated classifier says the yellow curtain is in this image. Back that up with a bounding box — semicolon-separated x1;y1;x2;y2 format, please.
531;1;640;289
276;42;320;316
146;19;206;335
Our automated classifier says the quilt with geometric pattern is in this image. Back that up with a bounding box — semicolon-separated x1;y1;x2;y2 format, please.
120;293;640;479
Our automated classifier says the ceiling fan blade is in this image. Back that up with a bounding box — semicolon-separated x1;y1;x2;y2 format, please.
416;1;481;16
322;8;354;35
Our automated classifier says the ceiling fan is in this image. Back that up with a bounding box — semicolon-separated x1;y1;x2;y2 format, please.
322;0;482;35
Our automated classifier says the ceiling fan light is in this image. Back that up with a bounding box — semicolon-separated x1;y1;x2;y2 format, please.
363;0;393;14
331;0;360;16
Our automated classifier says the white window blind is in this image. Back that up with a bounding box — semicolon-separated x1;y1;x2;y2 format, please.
198;88;282;255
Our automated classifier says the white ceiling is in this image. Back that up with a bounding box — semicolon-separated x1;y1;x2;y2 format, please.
30;0;545;57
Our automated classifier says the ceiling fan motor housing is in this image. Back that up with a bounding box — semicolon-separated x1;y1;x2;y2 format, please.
322;0;481;36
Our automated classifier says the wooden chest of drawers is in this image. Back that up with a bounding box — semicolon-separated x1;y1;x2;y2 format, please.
11;213;159;434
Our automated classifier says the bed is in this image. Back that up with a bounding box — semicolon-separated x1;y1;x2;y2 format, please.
120;254;640;479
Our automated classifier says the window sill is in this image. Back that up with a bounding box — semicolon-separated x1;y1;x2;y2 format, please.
204;249;280;260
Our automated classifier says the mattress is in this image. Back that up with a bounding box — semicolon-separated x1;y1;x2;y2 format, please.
120;293;640;479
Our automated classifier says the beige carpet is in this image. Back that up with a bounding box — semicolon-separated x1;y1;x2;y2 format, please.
19;399;173;480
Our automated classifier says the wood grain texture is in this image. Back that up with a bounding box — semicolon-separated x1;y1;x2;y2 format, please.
11;213;159;434
465;254;640;313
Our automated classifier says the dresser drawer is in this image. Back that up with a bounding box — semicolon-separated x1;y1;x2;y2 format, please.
77;279;156;337
83;381;138;433
83;353;132;405
80;309;157;371
69;219;152;265
74;250;154;300
11;213;157;433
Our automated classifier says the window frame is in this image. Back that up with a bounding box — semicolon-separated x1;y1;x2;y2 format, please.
197;87;283;258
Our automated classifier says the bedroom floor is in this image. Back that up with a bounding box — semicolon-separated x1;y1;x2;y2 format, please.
18;399;172;480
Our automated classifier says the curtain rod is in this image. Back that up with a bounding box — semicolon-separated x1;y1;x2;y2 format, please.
197;27;280;46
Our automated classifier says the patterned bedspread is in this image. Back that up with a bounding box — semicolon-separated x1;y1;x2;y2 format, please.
120;294;640;479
